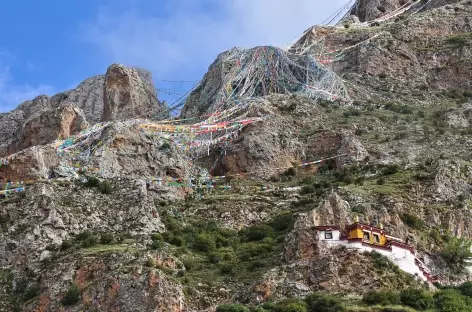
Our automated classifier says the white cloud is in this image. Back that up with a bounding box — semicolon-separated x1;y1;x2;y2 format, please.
81;0;348;81
0;53;54;113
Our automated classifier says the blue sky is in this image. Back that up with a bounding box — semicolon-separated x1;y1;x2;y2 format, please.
0;0;348;113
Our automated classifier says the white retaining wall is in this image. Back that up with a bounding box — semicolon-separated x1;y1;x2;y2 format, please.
324;240;427;281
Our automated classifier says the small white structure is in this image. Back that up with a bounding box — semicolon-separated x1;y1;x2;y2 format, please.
314;222;438;283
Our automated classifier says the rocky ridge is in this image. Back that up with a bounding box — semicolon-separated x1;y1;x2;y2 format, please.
0;1;472;311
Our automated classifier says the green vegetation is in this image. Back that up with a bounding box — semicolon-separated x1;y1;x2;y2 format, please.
363;290;400;306
444;33;471;47
439;236;472;272
98;180;113;194
160;142;171;150
384;102;414;115
399;288;434;310
155;208;295;288
306;293;345;312
400;213;424;230
217;282;472;311
216;304;250;312
61;283;81;306
83;176;114;194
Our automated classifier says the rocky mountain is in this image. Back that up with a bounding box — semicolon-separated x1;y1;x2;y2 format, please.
0;64;164;157
1;0;472;311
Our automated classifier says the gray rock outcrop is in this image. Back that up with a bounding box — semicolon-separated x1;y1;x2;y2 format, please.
102;64;162;122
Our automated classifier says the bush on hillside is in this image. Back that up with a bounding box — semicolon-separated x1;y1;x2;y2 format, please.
76;230;93;241
458;282;472;297
400;213;424;230
100;233;114;244
440;237;472;270
61;240;73;250
300;185;315;195
241;225;274;242
305;293;346;312
98;180;113;194
195;233;216;252
216;304;250;312
275;299;307;312
362;290;401;306
61;284;81;306
435;289;472;312
382;164;400;175
399;288;434;310
270;212;296;232
81;235;98;248
84;176;100;188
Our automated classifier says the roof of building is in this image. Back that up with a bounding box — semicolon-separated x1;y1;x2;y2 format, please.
314;225;341;231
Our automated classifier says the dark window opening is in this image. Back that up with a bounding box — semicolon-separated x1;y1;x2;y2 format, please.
325;232;333;239
363;231;371;241
373;234;381;244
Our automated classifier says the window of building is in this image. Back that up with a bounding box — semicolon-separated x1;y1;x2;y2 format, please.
363;231;370;241
373;234;381;244
325;232;333;239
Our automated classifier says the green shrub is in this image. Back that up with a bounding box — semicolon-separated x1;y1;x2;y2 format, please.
351;205;365;214
239;241;274;262
216;304;250;312
367;251;397;270
76;230;92;241
384;103;413;114
435;289;471;312
163;214;183;233
400;213;424;230
23;283;41;300
458;281;472;297
81;235;98;248
100;233;114;245
305;293;346;312
171;235;185;247
61;284;81;306
300;185;315;195
208;252;222;264
334;168;354;184
270;212;296;232
399;288;434;310
150;240;162;250
440;237;472;270
276;299;307;312
145;257;156;268
215;234;231;248
98;180;113;194
382;164;400;175
61;240;73;250
242;225;274;242
284;167;297;176
445;36;468;46
354;176;365;186
362;290;401;306
195;233;216;252
182;258;196;271
220;263;234;276
151;233;163;241
84;176;100;188
160;142;171;150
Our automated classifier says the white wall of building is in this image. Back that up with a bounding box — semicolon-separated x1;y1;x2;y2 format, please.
317;232;428;281
318;230;340;241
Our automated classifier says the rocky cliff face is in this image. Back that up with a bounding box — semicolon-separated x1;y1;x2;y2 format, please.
0;64;164;158
1;1;472;311
102;64;160;122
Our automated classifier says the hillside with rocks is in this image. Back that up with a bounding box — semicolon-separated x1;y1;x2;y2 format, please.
1;0;472;311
